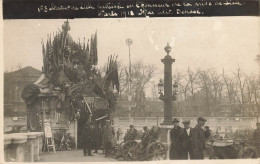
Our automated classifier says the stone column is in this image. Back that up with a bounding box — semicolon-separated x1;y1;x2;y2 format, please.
159;43;175;159
161;55;175;125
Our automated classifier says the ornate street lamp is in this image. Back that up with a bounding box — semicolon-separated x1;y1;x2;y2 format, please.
158;78;164;94
158;42;177;125
158;80;178;101
172;81;178;101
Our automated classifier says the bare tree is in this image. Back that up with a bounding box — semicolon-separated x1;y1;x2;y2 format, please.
234;67;246;105
187;67;199;101
118;65;128;97
208;70;223;104
246;75;260;117
222;69;236;104
198;70;212;116
151;81;158;100
129;60;157;116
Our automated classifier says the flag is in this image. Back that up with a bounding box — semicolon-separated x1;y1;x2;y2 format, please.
42;41;46;72
83;37;85;52
42;40;46;59
125;67;129;82
86;40;90;57
114;57;120;92
93;31;98;65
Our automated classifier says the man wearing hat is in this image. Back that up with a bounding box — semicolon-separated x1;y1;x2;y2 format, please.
82;122;94;156
141;126;149;141
102;120;113;157
191;117;207;159
124;125;138;141
253;123;260;157
141;126;149;147
179;120;193;159
170;118;182;160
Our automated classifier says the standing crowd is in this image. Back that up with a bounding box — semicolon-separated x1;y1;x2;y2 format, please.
170;117;210;160
82;120;115;157
80;117;260;160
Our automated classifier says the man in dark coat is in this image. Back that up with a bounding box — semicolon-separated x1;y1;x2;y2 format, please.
141;126;149;147
204;126;212;141
124;125;138;141
82;122;94;156
191;117;207;159
179;120;193;159
253;123;260;157
170;118;182;160
93;124;100;153
102;120;113;157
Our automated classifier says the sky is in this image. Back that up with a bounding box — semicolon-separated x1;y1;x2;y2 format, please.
3;17;260;79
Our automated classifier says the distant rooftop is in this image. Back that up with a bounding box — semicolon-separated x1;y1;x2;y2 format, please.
5;66;42;77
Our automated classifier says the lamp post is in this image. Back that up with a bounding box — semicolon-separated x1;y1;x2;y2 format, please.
158;42;177;125
126;38;133;97
126;38;133;118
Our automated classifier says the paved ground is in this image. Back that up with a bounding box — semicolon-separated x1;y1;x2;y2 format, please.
39;150;119;162
39;149;210;162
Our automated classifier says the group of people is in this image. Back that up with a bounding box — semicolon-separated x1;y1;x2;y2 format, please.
81;117;260;159
82;120;114;157
170;117;210;160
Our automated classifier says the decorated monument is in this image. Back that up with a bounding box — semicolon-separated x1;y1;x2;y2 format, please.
21;20;119;148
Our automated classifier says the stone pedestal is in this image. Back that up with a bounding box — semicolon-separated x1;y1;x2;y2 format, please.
5;133;27;162
32;132;44;161
24;133;37;162
159;125;173;160
4;135;12;162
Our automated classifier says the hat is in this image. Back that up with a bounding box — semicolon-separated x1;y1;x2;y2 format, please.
130;125;134;128
257;123;260;125
172;118;180;123
143;126;148;129
198;117;207;122
182;120;190;124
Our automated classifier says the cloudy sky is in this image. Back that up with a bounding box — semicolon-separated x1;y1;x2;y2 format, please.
3;17;260;78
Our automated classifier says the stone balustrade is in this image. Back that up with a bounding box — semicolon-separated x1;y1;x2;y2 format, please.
113;117;258;134
4;132;44;162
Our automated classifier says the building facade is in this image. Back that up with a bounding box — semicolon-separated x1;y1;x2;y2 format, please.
4;66;42;133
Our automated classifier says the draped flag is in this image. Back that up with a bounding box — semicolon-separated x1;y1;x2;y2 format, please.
93;31;98;65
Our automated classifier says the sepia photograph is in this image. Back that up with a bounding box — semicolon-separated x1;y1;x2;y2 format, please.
3;17;260;162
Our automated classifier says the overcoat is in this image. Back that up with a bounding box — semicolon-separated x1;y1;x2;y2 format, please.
191;125;205;159
93;126;101;147
82;125;95;149
102;125;113;148
170;125;182;159
179;128;193;159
